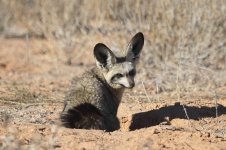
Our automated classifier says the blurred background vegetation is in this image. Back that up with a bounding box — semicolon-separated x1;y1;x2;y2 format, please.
0;0;226;99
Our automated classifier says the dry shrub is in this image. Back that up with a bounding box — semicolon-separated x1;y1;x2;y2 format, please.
0;0;226;99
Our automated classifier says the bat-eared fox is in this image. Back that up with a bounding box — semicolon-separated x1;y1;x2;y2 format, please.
61;32;144;132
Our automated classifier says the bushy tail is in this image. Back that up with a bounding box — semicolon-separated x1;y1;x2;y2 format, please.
60;103;104;130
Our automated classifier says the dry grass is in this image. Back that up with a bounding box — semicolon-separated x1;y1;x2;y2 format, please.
1;0;226;100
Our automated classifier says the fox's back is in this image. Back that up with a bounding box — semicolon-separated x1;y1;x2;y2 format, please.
63;68;121;117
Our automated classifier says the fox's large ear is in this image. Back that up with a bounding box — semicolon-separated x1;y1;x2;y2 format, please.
126;32;144;60
94;43;116;69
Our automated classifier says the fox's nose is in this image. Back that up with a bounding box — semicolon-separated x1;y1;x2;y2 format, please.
126;77;135;89
128;79;135;89
128;82;135;89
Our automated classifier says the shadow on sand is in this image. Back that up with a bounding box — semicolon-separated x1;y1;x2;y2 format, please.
129;102;226;131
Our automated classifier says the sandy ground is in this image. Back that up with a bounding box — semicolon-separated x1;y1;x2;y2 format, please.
0;38;226;150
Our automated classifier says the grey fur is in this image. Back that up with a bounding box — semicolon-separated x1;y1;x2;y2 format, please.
61;32;144;131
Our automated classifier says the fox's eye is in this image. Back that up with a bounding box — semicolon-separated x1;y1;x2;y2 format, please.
114;73;123;78
111;73;123;82
128;70;136;76
111;73;123;83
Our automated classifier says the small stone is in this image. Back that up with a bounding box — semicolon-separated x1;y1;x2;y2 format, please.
153;128;160;134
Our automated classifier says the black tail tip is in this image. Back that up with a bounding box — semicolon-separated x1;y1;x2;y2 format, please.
60;103;104;130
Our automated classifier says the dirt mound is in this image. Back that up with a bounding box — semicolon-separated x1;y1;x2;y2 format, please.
1;100;226;149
